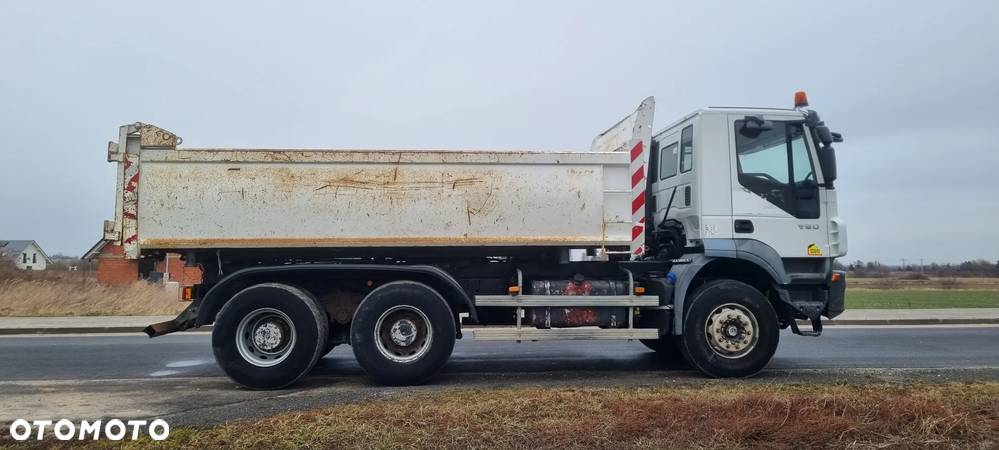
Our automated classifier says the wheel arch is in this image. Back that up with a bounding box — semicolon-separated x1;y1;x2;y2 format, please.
194;264;477;328
670;255;781;334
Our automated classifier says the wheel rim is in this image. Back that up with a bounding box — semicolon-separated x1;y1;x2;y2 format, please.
704;303;759;359
374;305;432;363
236;307;297;367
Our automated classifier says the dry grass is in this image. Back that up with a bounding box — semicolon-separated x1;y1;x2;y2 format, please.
0;269;184;317
56;382;994;449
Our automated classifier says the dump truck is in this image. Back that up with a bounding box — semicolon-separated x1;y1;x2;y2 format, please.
98;92;846;388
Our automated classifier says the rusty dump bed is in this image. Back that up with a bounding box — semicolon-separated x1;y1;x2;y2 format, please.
101;123;640;258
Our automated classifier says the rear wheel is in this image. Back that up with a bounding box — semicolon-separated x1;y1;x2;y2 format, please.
212;283;329;389
679;280;779;378
350;281;455;386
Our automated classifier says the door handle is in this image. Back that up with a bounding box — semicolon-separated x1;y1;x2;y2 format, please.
734;219;754;233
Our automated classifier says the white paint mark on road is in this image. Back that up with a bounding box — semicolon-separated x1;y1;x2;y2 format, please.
166;359;207;368
150;370;181;377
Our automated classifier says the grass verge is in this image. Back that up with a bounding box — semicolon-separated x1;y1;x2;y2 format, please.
847;289;999;309
30;382;995;449
0;278;184;316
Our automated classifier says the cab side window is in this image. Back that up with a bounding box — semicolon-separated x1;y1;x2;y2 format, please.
735;120;819;219
679;125;693;173
659;143;678;179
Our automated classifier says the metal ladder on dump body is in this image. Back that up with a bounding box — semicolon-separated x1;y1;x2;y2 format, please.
470;269;662;341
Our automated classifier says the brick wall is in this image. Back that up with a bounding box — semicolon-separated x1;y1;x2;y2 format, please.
95;245;203;287
154;253;203;285
95;244;139;285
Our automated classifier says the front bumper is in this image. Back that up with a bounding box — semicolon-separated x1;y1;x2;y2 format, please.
778;269;846;336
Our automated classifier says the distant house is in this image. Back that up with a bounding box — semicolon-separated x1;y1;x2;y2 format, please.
0;240;52;271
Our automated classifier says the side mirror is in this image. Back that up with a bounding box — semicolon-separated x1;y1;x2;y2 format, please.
817;146;837;188
815;125;833;146
804;110;821;127
831;132;843;143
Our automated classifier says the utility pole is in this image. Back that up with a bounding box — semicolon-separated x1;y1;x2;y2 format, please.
901;258;907;271
919;258;924;273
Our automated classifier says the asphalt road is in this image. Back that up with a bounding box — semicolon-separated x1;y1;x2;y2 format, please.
3;326;999;380
2;326;997;425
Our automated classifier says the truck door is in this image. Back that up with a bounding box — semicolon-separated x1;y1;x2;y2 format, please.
728;115;828;258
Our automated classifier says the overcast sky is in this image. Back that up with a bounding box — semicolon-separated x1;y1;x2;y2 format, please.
2;1;997;264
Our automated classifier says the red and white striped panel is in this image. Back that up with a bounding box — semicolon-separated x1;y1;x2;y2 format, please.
629;140;647;257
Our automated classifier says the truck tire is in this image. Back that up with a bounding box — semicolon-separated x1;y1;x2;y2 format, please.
679;280;779;378
212;283;329;390
640;337;684;361
350;281;455;386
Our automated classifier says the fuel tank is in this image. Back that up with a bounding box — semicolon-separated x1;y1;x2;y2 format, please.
526;278;628;329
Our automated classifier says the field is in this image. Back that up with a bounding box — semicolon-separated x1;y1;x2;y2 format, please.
848;277;999;290
847;277;999;309
847;289;999;309
18;383;990;449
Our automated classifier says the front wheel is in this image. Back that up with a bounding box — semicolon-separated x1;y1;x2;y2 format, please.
679;280;779;378
350;281;456;386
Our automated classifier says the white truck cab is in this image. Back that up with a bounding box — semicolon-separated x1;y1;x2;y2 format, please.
650;105;846;260
646;93;847;337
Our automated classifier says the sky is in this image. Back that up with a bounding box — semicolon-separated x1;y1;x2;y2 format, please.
1;1;997;264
